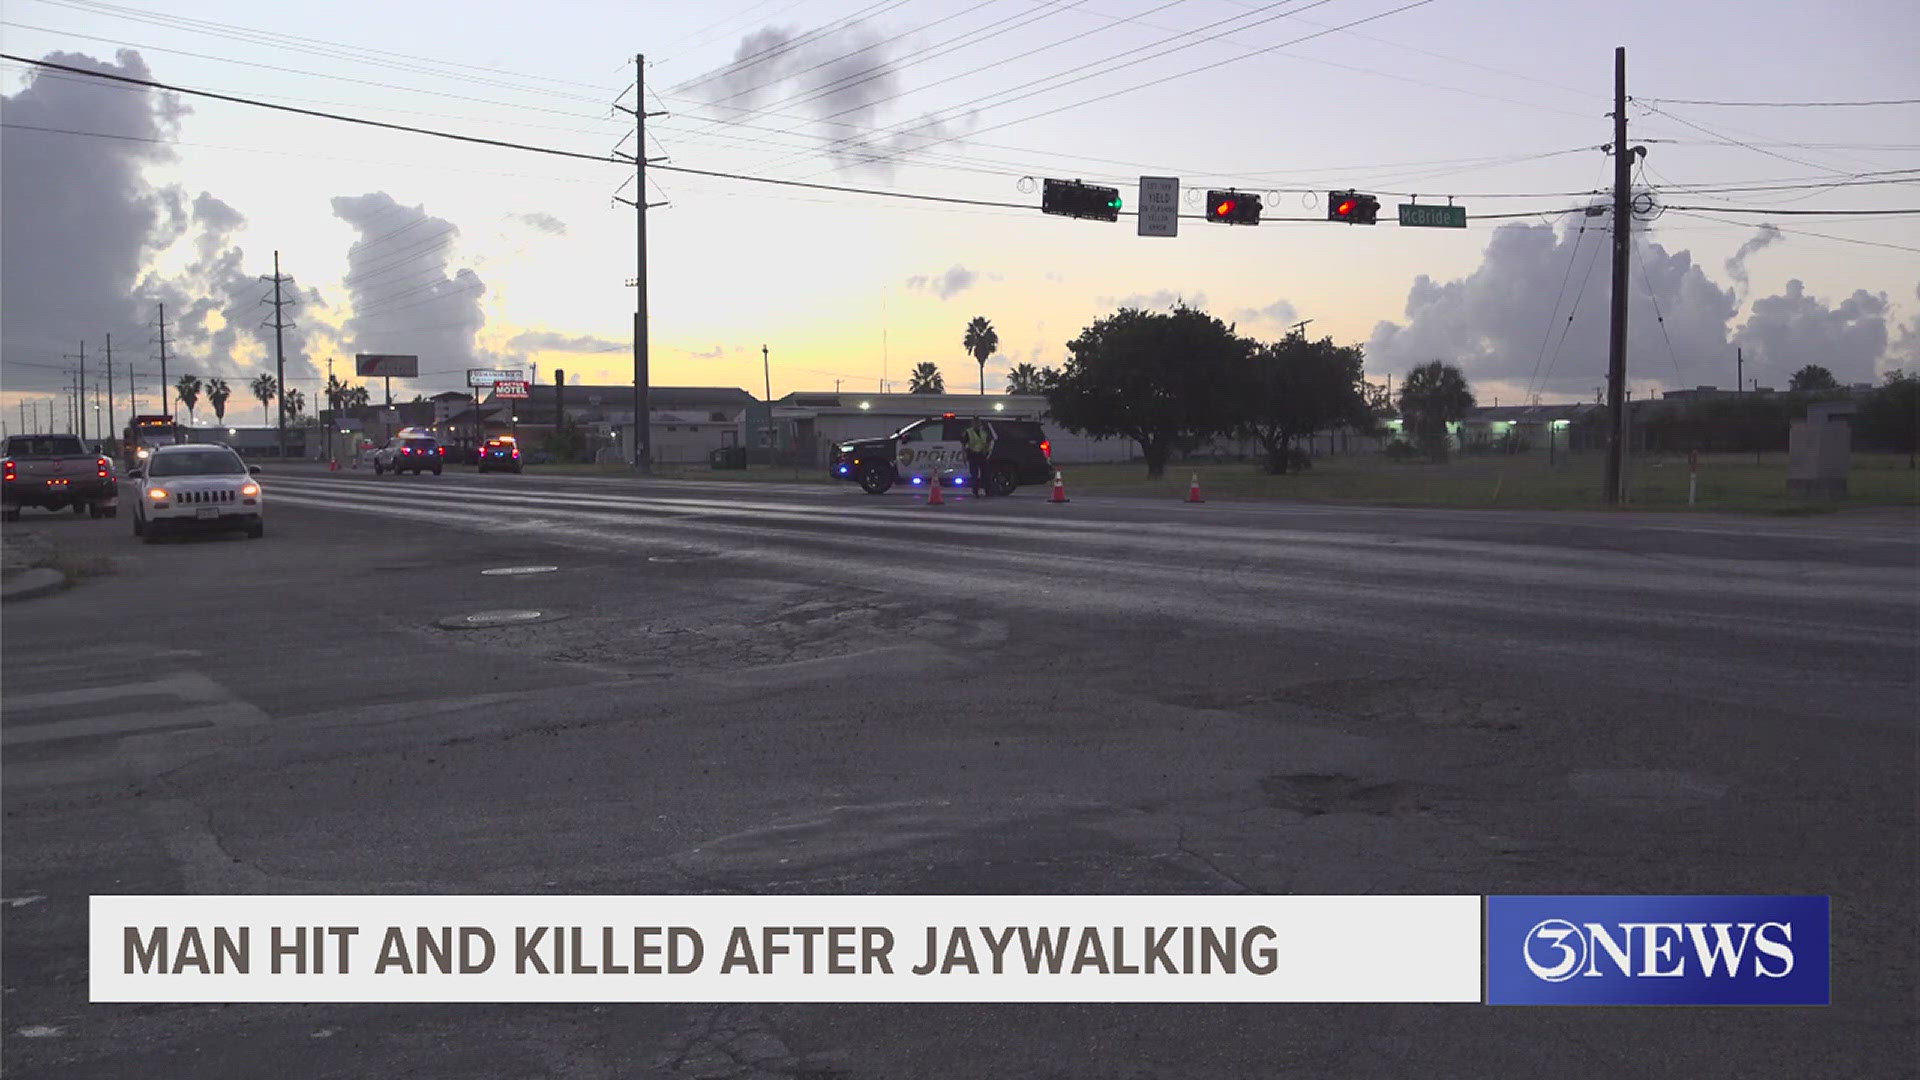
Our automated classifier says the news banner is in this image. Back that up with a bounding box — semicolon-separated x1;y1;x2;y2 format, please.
93;894;1828;1006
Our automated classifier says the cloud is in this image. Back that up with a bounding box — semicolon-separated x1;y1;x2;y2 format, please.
904;264;978;300
1366;220;1737;397
1732;279;1890;387
505;330;626;354
1232;298;1300;328
1888;284;1920;375
509;211;567;236
1;49;187;397
1724;224;1783;298
332;192;490;373
1097;290;1210;313
695;26;975;176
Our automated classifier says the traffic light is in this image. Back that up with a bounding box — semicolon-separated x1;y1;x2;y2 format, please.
1327;190;1380;225
1041;178;1122;222
1204;189;1262;226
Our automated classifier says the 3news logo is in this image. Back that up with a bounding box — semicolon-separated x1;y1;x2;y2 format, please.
1486;896;1829;1005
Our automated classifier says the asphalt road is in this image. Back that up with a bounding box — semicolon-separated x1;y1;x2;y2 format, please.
4;464;1915;1078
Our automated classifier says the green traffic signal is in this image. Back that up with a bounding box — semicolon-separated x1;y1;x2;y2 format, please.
1109;196;1123;210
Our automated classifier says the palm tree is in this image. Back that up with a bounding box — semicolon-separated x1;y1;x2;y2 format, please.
283;387;306;422
343;384;370;409
207;378;231;423
908;362;944;394
962;316;999;396
250;374;279;426
1396;360;1476;461
1005;363;1047;395
174;375;203;425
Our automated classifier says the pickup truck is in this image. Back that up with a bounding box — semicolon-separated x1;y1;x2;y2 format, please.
2;434;119;520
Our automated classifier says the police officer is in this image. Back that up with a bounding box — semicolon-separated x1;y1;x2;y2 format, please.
964;417;994;496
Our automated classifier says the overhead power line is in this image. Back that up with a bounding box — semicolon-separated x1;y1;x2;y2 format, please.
0;54;1605;224
1642;96;1920;107
1662;204;1920;216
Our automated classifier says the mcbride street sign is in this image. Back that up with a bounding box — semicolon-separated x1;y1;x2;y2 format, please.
1398;204;1467;229
1137;176;1179;237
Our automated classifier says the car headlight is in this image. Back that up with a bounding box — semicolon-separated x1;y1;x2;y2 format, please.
240;482;260;497
137;448;151;459
147;487;169;500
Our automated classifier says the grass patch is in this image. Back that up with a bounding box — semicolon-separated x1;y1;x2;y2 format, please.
37;549;117;580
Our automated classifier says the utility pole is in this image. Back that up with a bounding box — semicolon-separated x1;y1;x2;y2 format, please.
63;341;87;441
1736;347;1743;395
762;344;772;450
102;335;115;448
1603;45;1642;506
153;304;171;423
326;355;335;465
613;53;669;472
261;252;296;460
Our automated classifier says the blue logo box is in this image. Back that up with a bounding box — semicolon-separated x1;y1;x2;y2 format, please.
1486;895;1829;1005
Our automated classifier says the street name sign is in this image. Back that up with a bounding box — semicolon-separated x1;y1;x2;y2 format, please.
467;368;524;387
1398;204;1467;229
1138;176;1179;237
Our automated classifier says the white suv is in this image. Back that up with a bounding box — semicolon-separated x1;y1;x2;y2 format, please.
130;444;264;542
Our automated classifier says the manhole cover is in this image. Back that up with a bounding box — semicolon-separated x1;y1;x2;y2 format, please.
481;565;559;576
434;609;568;630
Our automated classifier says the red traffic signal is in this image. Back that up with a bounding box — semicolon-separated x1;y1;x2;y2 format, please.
1205;189;1262;226
1328;190;1380;225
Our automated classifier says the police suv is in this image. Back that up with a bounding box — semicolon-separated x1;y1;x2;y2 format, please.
831;414;1054;496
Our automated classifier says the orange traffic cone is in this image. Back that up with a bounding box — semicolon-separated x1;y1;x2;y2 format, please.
1186;471;1206;503
1049;470;1070;503
927;477;945;505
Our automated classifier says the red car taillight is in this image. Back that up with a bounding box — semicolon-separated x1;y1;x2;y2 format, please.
3;459;14;482
439;447;446;455
1040;440;1052;458
511;450;520;458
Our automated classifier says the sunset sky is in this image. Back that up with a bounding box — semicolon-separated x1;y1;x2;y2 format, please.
3;0;1916;434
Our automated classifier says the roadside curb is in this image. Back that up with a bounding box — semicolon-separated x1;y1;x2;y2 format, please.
0;567;68;601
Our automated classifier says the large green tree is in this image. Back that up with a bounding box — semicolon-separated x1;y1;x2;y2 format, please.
908;362;944;394
1238;335;1372;474
962;316;999;396
1045;305;1250;478
1856;370;1918;467
1396;360;1476;461
1789;364;1841;392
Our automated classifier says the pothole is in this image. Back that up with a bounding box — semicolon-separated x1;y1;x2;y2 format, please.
1260;773;1418;817
434;609;568;630
480;565;559;576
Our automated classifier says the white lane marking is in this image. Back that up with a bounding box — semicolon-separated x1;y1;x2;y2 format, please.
16;1025;61;1038
265;485;1910;612
4;671;230;710
4;895;46;908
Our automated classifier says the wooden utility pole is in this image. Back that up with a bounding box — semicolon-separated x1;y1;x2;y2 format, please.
154;304;171;423
261;252;296;459
102;334;115;446
1603;46;1641;506
63;341;87;441
614;54;668;472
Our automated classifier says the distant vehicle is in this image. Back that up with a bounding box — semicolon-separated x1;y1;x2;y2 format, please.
478;435;522;474
122;414;180;469
2;434;119;520
831;414;1054;496
373;429;444;475
128;444;263;542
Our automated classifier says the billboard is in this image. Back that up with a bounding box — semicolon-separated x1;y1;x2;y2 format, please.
493;380;530;400
356;354;419;377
